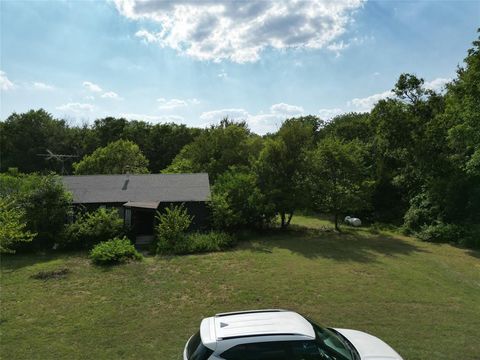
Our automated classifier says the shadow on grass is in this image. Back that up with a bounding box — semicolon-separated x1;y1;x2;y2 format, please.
0;251;86;272
244;226;426;263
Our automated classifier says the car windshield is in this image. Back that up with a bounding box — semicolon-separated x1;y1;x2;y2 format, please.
186;331;213;360
307;319;358;360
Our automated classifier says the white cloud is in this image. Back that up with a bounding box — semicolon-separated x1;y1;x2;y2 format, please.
200;103;304;134
135;29;158;43
56;102;95;113
218;70;228;79
348;90;393;112
424;77;451;92
200;108;250;123
115;0;364;63
33;82;55;91
83;81;102;93
120;113;185;122
101;91;122;100
270;102;304;116
326;41;350;56
0;71;15;91
157;97;200;110
318;108;344;120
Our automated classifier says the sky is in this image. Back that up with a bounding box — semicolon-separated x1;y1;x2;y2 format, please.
1;0;479;134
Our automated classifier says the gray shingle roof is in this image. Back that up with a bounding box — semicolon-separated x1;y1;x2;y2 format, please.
62;173;211;204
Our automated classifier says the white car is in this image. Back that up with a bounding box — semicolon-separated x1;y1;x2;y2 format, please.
183;309;403;360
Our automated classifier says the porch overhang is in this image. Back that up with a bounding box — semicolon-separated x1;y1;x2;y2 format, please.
123;201;160;210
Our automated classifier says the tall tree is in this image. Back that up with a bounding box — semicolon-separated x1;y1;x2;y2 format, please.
307;138;373;231
165;119;261;181
0;109;72;173
73;139;149;175
255;116;320;228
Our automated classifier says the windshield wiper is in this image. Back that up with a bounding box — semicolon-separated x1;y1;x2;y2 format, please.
328;329;360;360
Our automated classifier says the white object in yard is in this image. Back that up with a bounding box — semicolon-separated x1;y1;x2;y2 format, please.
183;309;403;359
344;216;362;227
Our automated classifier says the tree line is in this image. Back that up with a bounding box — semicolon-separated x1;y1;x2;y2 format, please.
1;30;479;248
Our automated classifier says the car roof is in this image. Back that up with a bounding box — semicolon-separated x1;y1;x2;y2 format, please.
213;309;315;340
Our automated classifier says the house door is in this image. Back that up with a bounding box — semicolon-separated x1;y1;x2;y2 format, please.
133;209;155;236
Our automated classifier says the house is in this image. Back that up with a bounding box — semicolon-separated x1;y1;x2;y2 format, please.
62;173;211;244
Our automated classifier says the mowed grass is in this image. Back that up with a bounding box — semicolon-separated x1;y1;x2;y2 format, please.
1;216;480;360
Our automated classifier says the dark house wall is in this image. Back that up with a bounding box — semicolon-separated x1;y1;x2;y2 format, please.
157;201;211;231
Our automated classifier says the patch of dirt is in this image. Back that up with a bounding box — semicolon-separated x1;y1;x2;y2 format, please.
31;268;70;280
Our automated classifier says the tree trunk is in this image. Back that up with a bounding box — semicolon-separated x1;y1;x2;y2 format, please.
280;212;286;228
286;211;294;226
334;213;340;232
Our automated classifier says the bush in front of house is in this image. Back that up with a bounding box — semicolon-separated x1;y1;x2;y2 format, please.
61;208;124;249
89;237;142;265
154;204;193;254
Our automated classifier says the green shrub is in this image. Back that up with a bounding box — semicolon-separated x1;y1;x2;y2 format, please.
417;222;465;243
0;173;72;251
89;237;142;265
210;168;275;231
184;231;236;254
154;204;193;254
0;197;36;253
460;226;480;248
403;191;441;233
61;208;124;249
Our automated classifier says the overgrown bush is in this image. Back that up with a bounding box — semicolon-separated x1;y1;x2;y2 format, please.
89;237;142;265
417;222;465;244
61;208;124;249
0;197;36;253
210;168;274;231
154;204;193;254
403;192;441;233
0;173;72;251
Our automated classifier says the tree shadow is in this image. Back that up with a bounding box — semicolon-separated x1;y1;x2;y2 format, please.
245;226;426;263
0;251;85;272
466;248;480;259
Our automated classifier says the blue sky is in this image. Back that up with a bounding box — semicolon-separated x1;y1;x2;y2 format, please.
1;0;479;134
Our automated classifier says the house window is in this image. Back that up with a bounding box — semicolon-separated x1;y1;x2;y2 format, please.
125;208;132;227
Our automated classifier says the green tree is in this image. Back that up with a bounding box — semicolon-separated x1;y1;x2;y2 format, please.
73;139;149;175
0;109;74;173
0;173;72;250
164;119;261;182
210;168;274;230
255;116;320;228
307;138;373;231
0;197;36;253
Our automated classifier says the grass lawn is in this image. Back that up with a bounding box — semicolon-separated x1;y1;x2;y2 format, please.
1;215;480;359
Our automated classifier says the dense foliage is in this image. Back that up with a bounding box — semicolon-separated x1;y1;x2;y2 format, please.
62;207;124;249
164;119;262;181
0;197;36;253
73;139;149;175
89;237;142;265
210;168;274;230
0;173;71;250
2;30;479;248
154;204;193;254
307;138;373;230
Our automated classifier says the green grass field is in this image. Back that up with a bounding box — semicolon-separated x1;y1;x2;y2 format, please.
2;215;479;359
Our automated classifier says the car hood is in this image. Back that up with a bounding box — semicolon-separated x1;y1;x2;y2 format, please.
333;328;403;360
